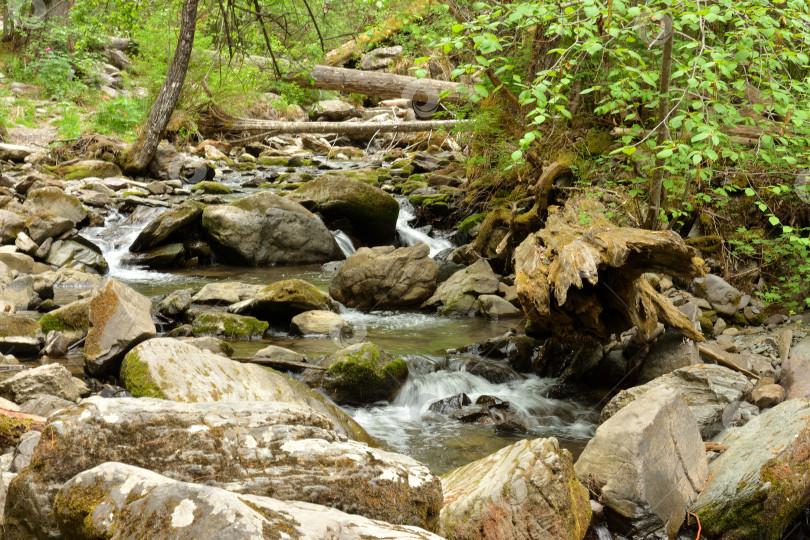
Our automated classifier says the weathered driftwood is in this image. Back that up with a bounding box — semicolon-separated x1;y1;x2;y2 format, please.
698;345;760;380
514;197;706;343
289;64;468;104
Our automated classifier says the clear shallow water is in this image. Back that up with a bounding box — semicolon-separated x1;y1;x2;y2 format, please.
72;184;598;474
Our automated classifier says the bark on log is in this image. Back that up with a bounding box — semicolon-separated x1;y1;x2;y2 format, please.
514;196;706;343
288;65;468;104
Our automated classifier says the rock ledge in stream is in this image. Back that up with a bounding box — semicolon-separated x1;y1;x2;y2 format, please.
440;437;591;540
3;397;442;538
54;463;444;539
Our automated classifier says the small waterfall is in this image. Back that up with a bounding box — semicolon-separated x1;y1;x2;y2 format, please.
331;230;356;257
82;207;181;283
396;198;452;257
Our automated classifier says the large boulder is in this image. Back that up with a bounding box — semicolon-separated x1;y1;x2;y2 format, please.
52;159;122;180
422;259;499;315
635;302;702;384
440;437;591;540
693;399;810;539
781;335;810;399
294;175;400;245
329;244;437;309
120;337;370;443
43;239;109;274
84;279;156;376
201;192;343;265
191;281;261;305
602;364;753;439
690;274;742;317
0;143;36;162
37;298;92;343
129;200;205;252
239;279;335;322
308;342;408;405
54;463;443;539
186;309;268;340
0;363;86;404
3;397;442;537
22;187;86;226
25;213;73;244
0;210;25;244
290;310;349;336
574;388;708;538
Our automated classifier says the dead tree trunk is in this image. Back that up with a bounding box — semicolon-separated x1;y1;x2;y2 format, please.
288;65;468;104
120;0;199;174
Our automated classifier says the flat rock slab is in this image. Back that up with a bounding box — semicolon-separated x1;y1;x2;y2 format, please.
55;462;444;539
4;397;442;538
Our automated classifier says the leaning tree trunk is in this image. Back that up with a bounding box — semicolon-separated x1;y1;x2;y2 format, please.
121;0;199;174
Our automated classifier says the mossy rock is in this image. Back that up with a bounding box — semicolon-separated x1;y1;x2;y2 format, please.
399;180;427;195
457;213;488;236
50;159;122;180
323;167;380;185
249;279;334;322
119;350;167;399
317;342;408;405
582;129;615;156
277;172;313;184
37;298;91;338
192;181;232;195
188;310;268;340
685;235;723;253
0;415;36;447
409;193;451;207
232;162;257;172
0;314;40;338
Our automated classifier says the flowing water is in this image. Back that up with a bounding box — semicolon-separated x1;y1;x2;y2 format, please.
77;177;599;474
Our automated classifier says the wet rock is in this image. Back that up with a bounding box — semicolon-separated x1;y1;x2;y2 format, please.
329;244;437;309
494;419;527;435
241;279;335;322
254;344;306;363
0;210;24;244
0;314;44;356
129;200;204;252
601;364;753;439
84;279;156;376
575;388;707;538
44;239;109;274
422;259;499;315
186;309;267;340
448;405;489;423
0;363;86;403
201;192;343;265
477;294;520;318
359;45;404;70
4;397;441;538
54;463;443;540
176;336;233;356
42;330;69;357
311;342;408;405
693;399;810;539
781;335;810;399
440;437;591;540
18;395;73;417
291;310;349;336
294;175;399;245
454;334;539;373
22;187;87;226
52;159;122;180
475;395;509;409
428;393;471;415
156;288;193;317
535;338;604;382
120;337;370;443
122;243;185;268
690;274;742;316
191;281;261;305
751;382;785;408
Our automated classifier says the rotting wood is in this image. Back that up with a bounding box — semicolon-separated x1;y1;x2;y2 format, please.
514;196;707;343
705;442;727;453
698;345;761;380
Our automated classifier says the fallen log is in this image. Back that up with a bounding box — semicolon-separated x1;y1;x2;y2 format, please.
231;357;325;372
288;64;468;105
698;345;760;380
514;196;706;343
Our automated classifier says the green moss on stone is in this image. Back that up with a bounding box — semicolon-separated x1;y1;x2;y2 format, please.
38;299;91;334
192;181;232;195
0;315;40;338
192;312;268;340
457;213;488;235
52;478;110;539
120;351;167;399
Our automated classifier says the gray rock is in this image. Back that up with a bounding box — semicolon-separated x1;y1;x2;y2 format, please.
84;279;156;376
129;201;204;252
25;213;73;245
601;364;753;439
157;288;193;317
201;192;344;266
691;274;742;316
55;462;443;539
422;259;499;315
44;239;109;274
9;431;40;473
0;275;37;311
359;45;404;70
309;99;360;121
751;382;785;408
0;363;86;403
575;388;708;538
440;437;591;540
0;143;36;162
42;330;69;357
781;335;810;399
637;303;702;384
254;345;306;363
13;232;37;256
22;187;86;227
0;210;24;244
329;244;437;309
191;281;261;305
693;399;810;539
18;395;74;417
477;294;520;318
120;337;370;443
3;397;441;537
176;336;232;356
0;469;16;524
291;310;349;336
239;279;335;322
0;313;43;356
